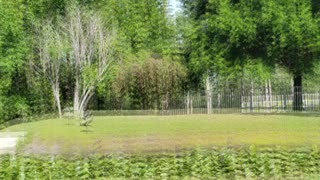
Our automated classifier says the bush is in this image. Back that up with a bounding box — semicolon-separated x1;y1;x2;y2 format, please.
1;147;320;179
0;96;30;125
110;54;187;110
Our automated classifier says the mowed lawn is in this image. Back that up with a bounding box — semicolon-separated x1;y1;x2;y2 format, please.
2;114;320;154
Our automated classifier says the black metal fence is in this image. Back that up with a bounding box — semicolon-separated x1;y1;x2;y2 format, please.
92;86;320;116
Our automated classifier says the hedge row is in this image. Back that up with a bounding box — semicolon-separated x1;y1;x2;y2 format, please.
1;147;320;179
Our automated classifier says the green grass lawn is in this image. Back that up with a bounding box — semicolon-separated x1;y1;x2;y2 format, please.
2;114;320;155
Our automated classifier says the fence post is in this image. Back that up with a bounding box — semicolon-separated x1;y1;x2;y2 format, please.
206;75;212;114
250;81;253;113
186;91;190;115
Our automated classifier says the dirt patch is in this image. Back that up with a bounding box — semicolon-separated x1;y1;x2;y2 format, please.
20;135;199;155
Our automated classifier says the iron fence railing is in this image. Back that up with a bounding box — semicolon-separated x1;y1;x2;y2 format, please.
92;87;320;115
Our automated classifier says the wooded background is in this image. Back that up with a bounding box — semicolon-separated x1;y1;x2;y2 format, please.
0;0;319;123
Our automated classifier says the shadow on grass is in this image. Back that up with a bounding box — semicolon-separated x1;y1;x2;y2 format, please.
64;123;76;126
80;129;93;133
243;112;320;117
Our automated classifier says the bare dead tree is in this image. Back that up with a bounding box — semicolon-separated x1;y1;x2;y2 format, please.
68;7;115;117
35;21;66;118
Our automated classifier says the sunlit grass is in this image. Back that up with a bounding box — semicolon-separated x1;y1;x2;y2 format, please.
2;114;320;154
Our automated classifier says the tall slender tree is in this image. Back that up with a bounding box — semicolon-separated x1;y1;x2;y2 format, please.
35;20;67;118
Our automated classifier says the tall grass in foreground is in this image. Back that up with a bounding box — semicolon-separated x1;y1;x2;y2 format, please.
1;147;320;179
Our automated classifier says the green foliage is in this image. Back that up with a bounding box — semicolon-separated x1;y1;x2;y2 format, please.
1;148;320;179
0;96;30;122
0;0;319;119
182;0;320;86
0;0;181;120
304;61;320;91
26;72;55;115
82;65;98;90
0;0;30;122
260;0;320;75
110;53;187;109
101;0;176;55
24;0;67;19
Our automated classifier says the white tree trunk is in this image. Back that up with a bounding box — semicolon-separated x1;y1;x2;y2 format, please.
36;21;65;119
79;89;93;112
190;98;193;114
52;84;62;118
68;7;115;118
73;77;80;116
206;75;212;114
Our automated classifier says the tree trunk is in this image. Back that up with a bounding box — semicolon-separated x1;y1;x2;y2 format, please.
250;81;254;112
75;91;94;118
79;90;94;115
190;98;193;114
206;75;212;114
73;76;80;116
293;74;303;111
52;84;62;118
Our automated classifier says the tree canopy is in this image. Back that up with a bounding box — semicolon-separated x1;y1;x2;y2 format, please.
0;0;319;122
181;0;319;109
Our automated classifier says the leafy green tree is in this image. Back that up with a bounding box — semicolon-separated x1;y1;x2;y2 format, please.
101;0;176;55
260;0;319;110
182;0;320;110
0;0;29;122
93;0;182;109
24;0;66;19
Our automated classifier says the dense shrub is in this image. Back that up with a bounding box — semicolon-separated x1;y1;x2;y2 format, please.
0;96;30;126
109;54;187;110
1;147;320;179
